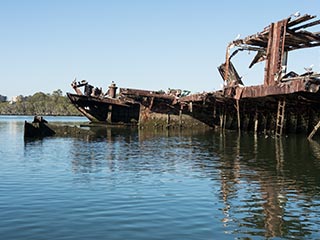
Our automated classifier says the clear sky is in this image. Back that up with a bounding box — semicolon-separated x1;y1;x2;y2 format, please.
0;0;319;99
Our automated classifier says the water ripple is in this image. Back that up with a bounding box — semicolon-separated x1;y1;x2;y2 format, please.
1;118;320;239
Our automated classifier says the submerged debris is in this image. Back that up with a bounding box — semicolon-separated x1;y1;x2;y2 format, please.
24;116;93;138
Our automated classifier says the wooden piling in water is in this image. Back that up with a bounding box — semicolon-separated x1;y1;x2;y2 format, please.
254;111;258;133
236;99;241;132
179;108;182;127
308;119;320;140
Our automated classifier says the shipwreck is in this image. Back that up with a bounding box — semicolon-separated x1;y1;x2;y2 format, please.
67;13;320;138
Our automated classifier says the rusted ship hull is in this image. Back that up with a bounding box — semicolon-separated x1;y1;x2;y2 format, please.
179;89;320;135
176;89;320;141
67;81;209;129
67;93;140;125
67;82;320;135
119;87;211;128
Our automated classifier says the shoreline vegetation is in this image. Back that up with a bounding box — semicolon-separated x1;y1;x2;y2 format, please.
0;89;81;116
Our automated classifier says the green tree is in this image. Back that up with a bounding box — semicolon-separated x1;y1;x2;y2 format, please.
0;90;81;116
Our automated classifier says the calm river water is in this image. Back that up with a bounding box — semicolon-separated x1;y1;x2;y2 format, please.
0;116;320;239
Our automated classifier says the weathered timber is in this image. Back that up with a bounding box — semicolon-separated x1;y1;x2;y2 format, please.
179;13;320;137
308;119;320;140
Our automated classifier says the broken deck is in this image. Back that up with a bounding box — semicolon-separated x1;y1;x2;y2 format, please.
179;13;320;137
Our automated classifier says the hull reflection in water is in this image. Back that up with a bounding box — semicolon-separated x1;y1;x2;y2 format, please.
54;127;320;238
1;116;320;239
210;132;320;238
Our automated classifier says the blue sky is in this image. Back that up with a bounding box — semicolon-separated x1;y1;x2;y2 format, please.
0;0;319;99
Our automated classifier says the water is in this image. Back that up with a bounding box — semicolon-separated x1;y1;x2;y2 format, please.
0;116;320;239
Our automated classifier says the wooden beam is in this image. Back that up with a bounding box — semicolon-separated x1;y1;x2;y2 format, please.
308;119;320;140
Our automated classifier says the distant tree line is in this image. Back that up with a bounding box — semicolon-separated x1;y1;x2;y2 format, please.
0;89;81;116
